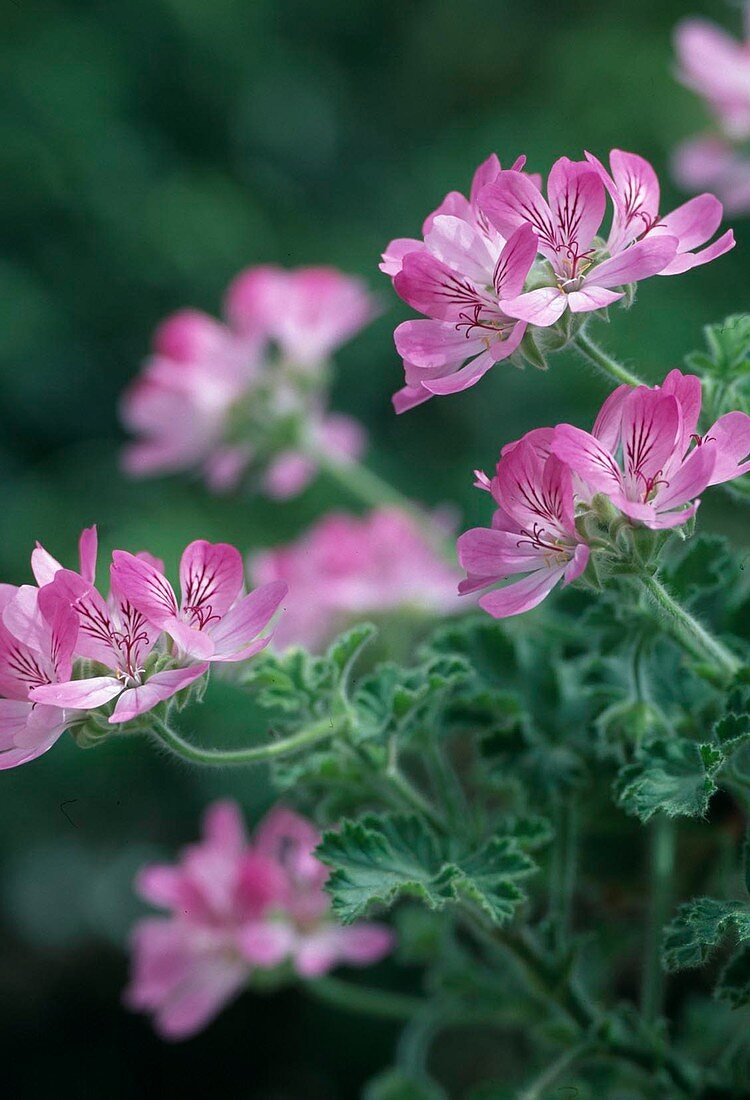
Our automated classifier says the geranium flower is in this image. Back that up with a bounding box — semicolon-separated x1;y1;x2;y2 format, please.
111;539;287;663
457;431;590;619
380;154;539;411
251;508;463;651
552;370;750;529
124;801;393;1040
480;156;680;326
675;16;750;140
0;584;79;769
672;135;750;217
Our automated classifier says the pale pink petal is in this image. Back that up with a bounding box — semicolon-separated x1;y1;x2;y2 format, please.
588;237;679;288
208;582;287;661
422;349;497;395
563;543;590;586
657;229;735;276
479;170;557;258
111;551;179;628
546;157;606;252
500;287;567;326
478;565;567;619
457;527;547;587
379;238;424;277
422;190;472;233
660;369;703;454
552;425;623;497
567;286;623;312
392;382;433;414
704;411;750;484
469;153;502;203
395;320;485;374
179;541;244;621
424;214;496;283
78;526;98;584
203;800;247;851
31;676;121;710
0;700;67;770
319;414;367;464
263;451;316;500
592;384;630;450
136;865;185;909
655;443;716;511
30;544;63;586
492;223;538;299
237;921;295;967
153;309;229;362
110;663;209;724
657;193;723;250
394;251;487;322
335;923;395;966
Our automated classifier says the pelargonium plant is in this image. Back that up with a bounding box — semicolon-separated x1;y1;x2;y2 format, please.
6;145;750;1097
672;6;750;216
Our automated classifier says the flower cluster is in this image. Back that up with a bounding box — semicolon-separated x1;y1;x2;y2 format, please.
0;530;286;769
383;151;734;410
124;800;394;1040
121;265;375;498
459;371;750;618
251;508;463;651
673;11;750;214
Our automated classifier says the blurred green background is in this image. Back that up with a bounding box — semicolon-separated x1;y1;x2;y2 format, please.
1;0;747;1095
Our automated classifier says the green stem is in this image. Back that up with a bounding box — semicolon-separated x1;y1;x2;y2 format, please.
149;713;346;766
573;330;646;389
549;796;578;956
637;572;741;684
385;763;448;835
641;815;676;1024
518;1040;598;1100
306;976;424;1022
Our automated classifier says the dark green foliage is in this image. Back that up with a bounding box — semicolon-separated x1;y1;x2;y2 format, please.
614;738;724;822
662;898;750;972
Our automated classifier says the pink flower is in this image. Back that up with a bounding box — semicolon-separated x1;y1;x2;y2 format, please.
480;156;681;327
584;149;735;276
457;431;590;619
121;266;373;496
380;155;539;411
251;508;463;651
672;135;750;216
125;801;393;1040
552;370;750;530
225;265;377;367
29;529;209;725
0;584;79;769
111;539;287;663
675;16;750;140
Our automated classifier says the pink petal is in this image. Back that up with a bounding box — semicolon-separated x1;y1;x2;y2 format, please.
588;236;679;288
658;193;723;251
30;544;63;586
424;214;496;284
552;425;623;497
567;286;623;312
457;527;547;585
110;663;209;724
704;411;750;485
660;369;703;455
203;799;247;851
422;349;497;395
319;414;367;464
237;921;295;967
379;238;424;277
500;287;567;326
208;581;287;661
263;451;316;500
30;675;122;710
78;526;98;585
479;170;557;258
592;384;630;450
179;541;244;620
469;153;502;204
395;320;485;374
478;565;567;619
136;865;185;909
563;543;590;586
655;443;716;511
111;551;179;628
0;699;67;770
492;223;539;299
394;251;485;322
153;309;229;362
620;390;681;485
336;922;395;966
657;229;735;276
392;383;433;414
546;157;606;252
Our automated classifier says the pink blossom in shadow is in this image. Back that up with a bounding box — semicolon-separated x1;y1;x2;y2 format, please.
552;370;750;530
251;508;463;651
672;135;750;216
457;432;590;620
125;801;394;1040
675;15;750;141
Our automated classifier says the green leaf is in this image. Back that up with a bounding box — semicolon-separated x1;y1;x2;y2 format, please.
660;534;735;605
714;711;750;756
717;941;750;1008
353;655;470;744
494;814;553;851
317;813;535;926
614;737;724;823
686;315;750;381
326;622;377;678
662;897;750;972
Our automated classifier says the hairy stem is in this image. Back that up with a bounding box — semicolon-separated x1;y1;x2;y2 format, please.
573;330;645;389
306;976;424;1021
641;814;676;1024
518;1039;598;1100
149;713;346;766
638;572;741;684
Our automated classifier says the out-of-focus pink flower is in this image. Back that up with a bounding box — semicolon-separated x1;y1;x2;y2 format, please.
125;801;394;1040
30;529;209;725
381;155;539;411
251;508;463;651
0;584;78;769
672;135;750;215
585;149;735;275
552;370;750;529
121;266;374;496
225;265;378;367
457;431;590;620
675;16;750;140
111;540;287;664
482;157;681;327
